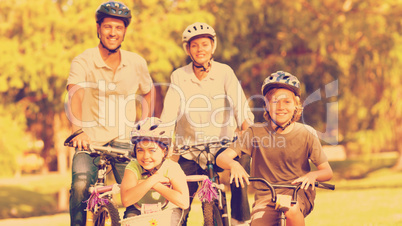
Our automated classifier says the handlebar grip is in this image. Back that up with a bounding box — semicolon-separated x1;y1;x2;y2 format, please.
316;182;335;190
64;129;84;147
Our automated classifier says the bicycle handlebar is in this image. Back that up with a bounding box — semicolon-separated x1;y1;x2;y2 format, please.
248;177;335;203
64;130;132;162
173;137;237;155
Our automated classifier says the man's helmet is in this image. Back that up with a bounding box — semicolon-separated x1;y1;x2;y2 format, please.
261;71;301;97
96;1;132;27
131;117;172;153
182;22;217;55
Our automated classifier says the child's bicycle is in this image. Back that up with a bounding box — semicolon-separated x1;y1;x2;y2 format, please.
64;132;132;226
172;138;237;226
248;177;335;226
120;175;210;226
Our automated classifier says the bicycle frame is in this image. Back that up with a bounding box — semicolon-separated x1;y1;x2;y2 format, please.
65;132;132;226
174;138;235;226
248;177;335;226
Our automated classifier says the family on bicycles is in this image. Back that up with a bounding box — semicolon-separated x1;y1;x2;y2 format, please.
66;1;333;226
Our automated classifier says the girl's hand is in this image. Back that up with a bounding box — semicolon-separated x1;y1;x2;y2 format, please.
228;161;250;188
150;173;169;186
292;172;317;190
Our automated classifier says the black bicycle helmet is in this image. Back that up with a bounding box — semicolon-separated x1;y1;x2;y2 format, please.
96;1;132;27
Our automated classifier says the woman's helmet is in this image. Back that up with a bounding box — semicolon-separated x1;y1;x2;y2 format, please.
96;1;132;27
131;117;172;157
261;71;301;97
182;22;217;55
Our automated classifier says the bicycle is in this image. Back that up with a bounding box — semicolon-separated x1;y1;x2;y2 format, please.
64;132;132;226
120;175;210;226
248;177;335;226
173;138;237;226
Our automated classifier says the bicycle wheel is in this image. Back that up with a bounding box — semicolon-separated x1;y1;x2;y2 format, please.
202;201;216;226
202;200;228;226
93;201;121;226
215;191;229;226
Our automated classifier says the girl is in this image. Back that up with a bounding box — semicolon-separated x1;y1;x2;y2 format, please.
120;117;189;226
216;71;333;226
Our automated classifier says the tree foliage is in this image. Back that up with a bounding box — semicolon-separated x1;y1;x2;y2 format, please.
1;0;402;174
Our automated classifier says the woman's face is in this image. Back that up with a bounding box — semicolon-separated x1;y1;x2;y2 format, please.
265;88;296;126
97;17;126;50
188;37;213;65
136;140;165;170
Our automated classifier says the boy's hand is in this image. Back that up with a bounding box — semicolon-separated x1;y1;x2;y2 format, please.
292;172;317;190
229;161;250;188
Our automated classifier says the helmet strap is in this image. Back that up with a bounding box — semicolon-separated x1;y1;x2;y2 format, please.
98;33;121;55
267;110;296;133
191;55;213;72
100;40;121;55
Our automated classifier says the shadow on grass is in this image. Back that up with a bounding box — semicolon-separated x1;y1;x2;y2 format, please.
0;186;58;219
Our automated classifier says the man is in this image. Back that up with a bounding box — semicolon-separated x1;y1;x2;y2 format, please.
66;2;154;225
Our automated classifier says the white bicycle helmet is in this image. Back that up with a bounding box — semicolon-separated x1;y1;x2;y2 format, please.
131;117;172;149
182;22;217;55
261;71;301;97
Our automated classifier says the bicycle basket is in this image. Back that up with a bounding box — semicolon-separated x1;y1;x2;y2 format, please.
120;209;173;226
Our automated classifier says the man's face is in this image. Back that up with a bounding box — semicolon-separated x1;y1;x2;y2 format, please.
97;17;126;50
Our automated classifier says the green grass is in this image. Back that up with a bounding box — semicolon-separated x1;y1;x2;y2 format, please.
0;173;70;219
1;168;402;225
306;187;402;225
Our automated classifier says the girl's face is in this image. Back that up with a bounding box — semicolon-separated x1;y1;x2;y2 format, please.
136;140;166;170
188;37;213;65
97;17;126;51
265;88;296;126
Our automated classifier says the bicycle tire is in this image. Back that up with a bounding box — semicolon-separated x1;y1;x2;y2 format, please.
93;201;121;226
215;191;229;226
202;200;228;226
202;201;215;226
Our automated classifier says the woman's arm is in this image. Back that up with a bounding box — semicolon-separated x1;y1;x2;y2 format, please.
120;169;166;207
292;161;333;190
216;148;250;188
152;168;189;209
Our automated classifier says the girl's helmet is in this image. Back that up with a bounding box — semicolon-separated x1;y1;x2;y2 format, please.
96;1;132;27
182;22;217;55
261;71;301;97
131;117;172;157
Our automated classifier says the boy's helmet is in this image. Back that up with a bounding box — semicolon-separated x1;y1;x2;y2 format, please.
131;117;172;150
182;22;217;55
96;1;132;27
261;71;301;97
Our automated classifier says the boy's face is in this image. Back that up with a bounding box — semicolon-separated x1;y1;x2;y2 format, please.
265;88;296;126
136;140;165;170
97;17;126;50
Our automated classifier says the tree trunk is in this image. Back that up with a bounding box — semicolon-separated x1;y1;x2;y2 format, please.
392;118;402;171
40;103;55;174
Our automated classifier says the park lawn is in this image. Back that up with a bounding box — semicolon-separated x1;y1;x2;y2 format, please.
1;168;402;225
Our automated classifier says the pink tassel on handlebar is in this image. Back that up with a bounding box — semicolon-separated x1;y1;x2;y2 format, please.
197;178;218;203
84;191;109;211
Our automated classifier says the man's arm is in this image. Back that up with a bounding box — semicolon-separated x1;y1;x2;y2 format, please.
141;84;155;119
67;84;90;150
